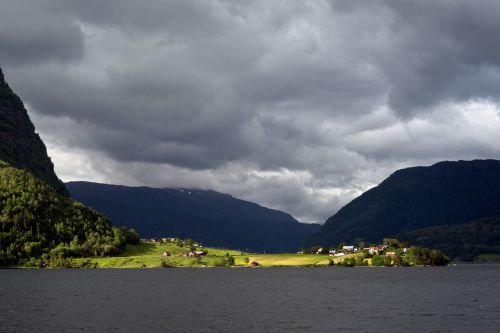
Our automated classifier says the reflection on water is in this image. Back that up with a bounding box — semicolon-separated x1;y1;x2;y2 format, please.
1;265;500;332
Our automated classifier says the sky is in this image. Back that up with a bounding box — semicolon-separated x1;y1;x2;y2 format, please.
2;0;500;223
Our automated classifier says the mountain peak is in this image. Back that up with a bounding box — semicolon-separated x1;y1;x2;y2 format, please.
0;66;66;194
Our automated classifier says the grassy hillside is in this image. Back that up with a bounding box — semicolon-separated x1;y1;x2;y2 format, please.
73;241;356;268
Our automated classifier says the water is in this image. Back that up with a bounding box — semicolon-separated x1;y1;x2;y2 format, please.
1;265;499;332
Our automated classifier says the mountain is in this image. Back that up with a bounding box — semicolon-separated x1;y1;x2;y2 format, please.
0;67;136;267
310;159;500;247
0;162;133;266
397;216;500;261
0;67;66;194
67;181;321;253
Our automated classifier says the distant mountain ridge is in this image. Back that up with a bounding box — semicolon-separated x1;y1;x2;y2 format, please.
0;67;66;194
67;181;321;253
310;159;500;247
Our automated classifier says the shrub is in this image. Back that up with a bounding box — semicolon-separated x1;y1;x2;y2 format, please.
371;255;385;266
160;259;174;268
214;254;235;267
341;258;355;267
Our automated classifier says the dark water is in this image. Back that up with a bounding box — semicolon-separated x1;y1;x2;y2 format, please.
1;265;499;332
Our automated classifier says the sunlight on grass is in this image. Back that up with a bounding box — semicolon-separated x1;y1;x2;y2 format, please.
74;241;362;268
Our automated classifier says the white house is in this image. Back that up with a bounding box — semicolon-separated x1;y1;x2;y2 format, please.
342;246;355;253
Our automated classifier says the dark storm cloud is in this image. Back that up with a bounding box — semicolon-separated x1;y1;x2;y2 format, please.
2;0;500;222
58;0;230;38
329;0;500;116
0;1;84;65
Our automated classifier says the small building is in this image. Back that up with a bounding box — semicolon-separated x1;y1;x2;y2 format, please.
342;246;355;253
194;251;207;257
334;253;345;257
329;249;336;254
162;251;171;257
296;251;304;254
367;246;379;255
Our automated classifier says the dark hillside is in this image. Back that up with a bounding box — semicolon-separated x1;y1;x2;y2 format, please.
67;181;320;253
0;67;66;194
398;216;500;261
310;160;500;246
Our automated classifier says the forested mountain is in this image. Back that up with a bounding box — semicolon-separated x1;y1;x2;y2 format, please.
67;181;321;253
0;67;66;194
0;68;136;266
397;216;500;261
0;162;137;266
310;160;500;247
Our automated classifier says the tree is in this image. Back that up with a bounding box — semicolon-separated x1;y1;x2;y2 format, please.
371;255;385;266
383;238;401;249
122;227;140;245
393;254;404;266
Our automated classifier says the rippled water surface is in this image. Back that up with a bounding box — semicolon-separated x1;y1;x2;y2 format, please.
1;265;499;332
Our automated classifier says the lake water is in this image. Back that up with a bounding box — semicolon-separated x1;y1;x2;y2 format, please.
1;265;499;332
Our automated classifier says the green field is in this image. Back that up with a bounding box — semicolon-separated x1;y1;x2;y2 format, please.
73;241;360;268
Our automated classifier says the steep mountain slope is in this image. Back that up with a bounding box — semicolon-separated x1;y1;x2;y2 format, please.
0;162;130;266
67;181;321;253
310;160;500;246
397;216;500;261
0;67;66;194
0;67;136;266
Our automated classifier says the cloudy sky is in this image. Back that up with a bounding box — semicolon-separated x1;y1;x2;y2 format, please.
2;0;500;223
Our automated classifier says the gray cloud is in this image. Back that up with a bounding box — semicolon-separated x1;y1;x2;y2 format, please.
0;0;84;65
2;0;500;222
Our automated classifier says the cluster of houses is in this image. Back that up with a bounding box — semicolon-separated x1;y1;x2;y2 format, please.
141;237;201;247
297;244;404;257
162;250;207;258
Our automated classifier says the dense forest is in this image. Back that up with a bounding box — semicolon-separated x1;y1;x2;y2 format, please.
398;216;500;261
0;161;138;267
